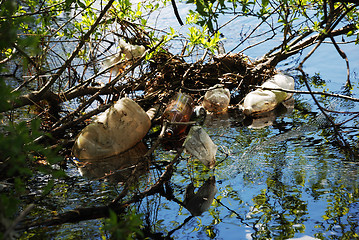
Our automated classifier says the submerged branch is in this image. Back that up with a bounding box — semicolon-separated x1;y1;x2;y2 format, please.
297;68;356;158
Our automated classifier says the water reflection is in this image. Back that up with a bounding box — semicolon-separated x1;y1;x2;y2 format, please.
243;97;294;129
77;142;148;183
204;112;230;128
212;128;359;239
183;176;217;216
245;143;311;239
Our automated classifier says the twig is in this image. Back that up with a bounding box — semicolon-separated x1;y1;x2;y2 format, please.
4;204;35;239
19;146;184;230
34;103;112;144
51;38;164;130
336;113;359;126
329;35;351;88
6;0;116;111
298;38;323;69
229;4;282;54
171;0;184;26
297;68;355;158
252;86;359;102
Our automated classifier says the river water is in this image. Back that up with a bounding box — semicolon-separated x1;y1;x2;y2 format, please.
21;1;359;239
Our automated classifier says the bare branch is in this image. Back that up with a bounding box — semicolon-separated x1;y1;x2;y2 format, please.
4;0;116;112
253;86;359;102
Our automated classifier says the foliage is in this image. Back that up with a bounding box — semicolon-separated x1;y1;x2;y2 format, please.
0;78;65;239
183;0;359;63
187;25;223;54
183;0;359;37
104;209;143;240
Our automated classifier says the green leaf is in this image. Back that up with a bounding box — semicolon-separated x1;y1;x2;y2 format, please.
76;0;86;9
262;0;269;7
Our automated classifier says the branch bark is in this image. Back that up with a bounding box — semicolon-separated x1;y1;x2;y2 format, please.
252;23;356;72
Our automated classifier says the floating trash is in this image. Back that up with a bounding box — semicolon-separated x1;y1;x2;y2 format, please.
244;97;294;129
203;84;231;114
102;39;145;75
162;92;194;137
240;73;295;115
183;126;217;169
72;98;151;160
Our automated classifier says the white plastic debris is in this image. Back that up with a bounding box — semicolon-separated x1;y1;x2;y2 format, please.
183;126;217;169
72;98;151;160
203;84;231;113
241;73;295;115
246;94;295;129
102;39;145;75
262;73;294;101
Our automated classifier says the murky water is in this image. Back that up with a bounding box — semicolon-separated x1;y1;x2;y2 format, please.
21;1;359;239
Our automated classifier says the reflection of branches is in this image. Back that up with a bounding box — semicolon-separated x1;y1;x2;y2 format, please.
215;198;248;226
18;145;184;230
297;68;356;158
166;216;193;238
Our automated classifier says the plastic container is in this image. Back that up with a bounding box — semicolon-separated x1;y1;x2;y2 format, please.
183;126;217;169
72;98;151;160
241;73;295;115
162;92;194;137
203;84;230;113
102;39;145;75
242;89;277;115
261;73;294;102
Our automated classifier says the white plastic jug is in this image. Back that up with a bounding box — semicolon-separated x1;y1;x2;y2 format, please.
241;73;295;115
203;84;231;113
102;39;145;75
73;98;151;159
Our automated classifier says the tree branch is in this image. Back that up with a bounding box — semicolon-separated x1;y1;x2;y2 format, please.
4;0;116;112
171;0;184;26
253;86;359;102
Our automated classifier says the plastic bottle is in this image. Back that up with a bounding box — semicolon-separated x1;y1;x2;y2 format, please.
183;126;217;169
240;73;295;115
162;92;194;137
203;84;231;113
